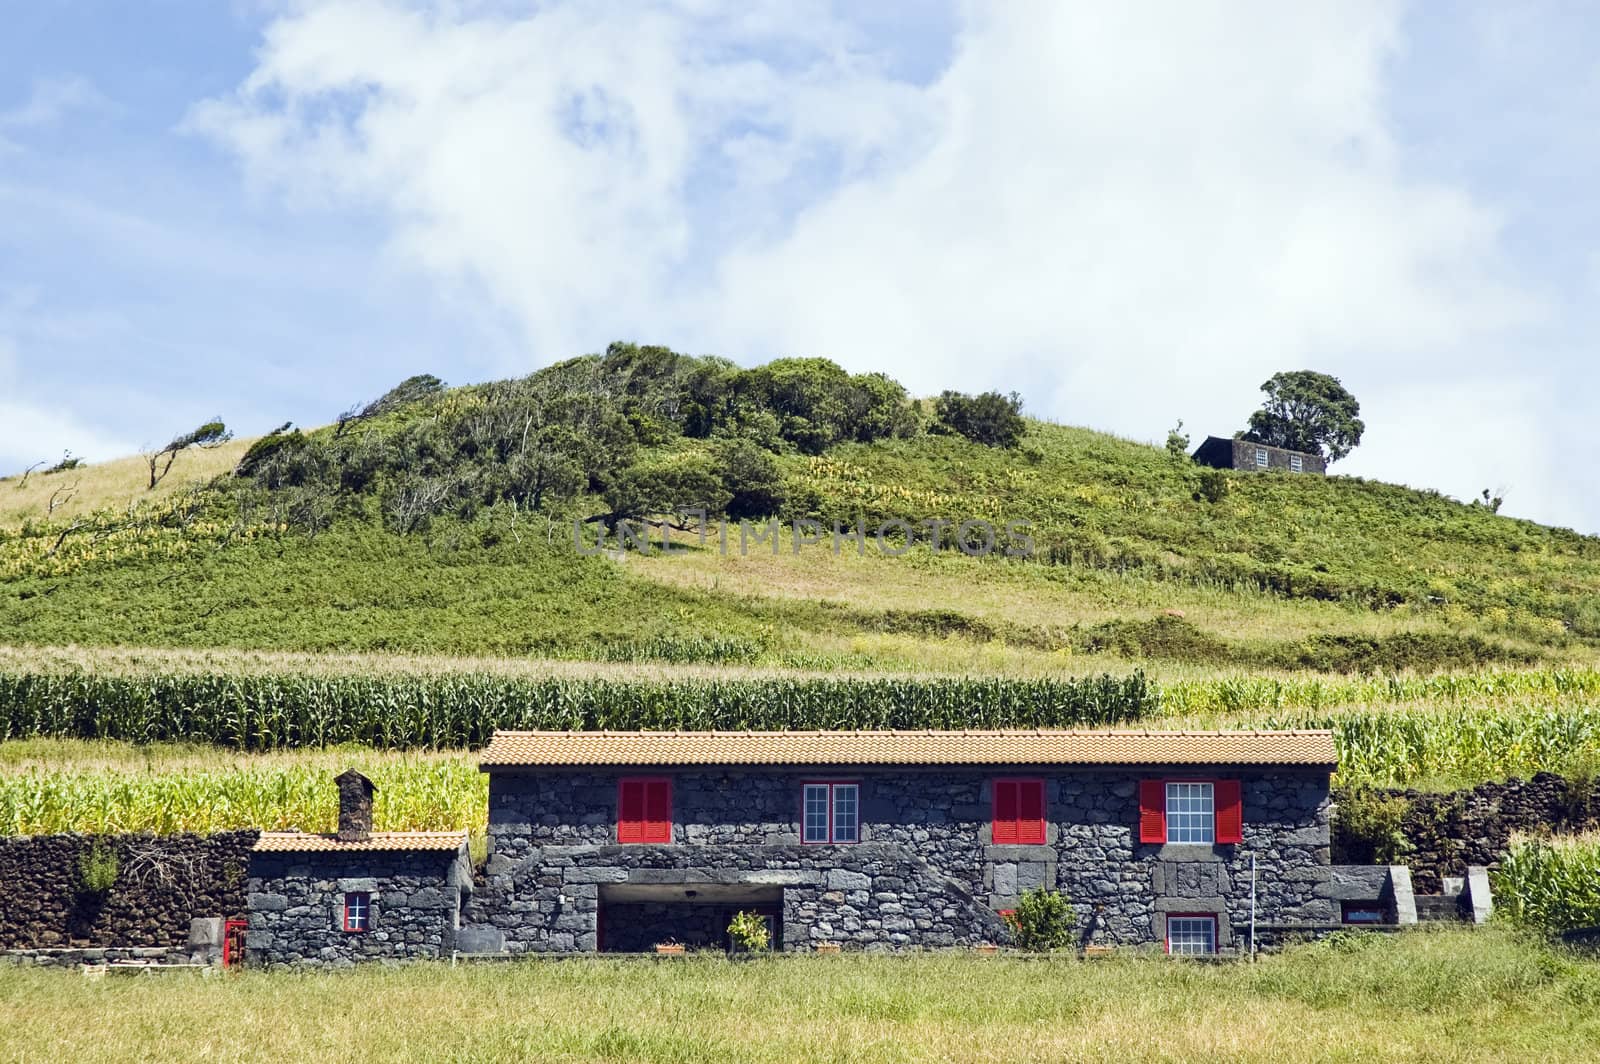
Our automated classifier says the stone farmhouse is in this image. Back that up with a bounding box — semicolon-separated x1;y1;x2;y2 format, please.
248;728;1350;964
1192;436;1326;475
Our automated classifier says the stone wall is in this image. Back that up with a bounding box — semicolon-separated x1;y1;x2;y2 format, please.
1191;437;1326;474
246;846;470;967
0;946;187;968
0;831;255;949
1227;438;1327;474
467;768;1331;953
1335;773;1598;893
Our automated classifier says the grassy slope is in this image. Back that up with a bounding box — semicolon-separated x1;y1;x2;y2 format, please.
1;420;1597;674
1;929;1595;1063
0;438;255;527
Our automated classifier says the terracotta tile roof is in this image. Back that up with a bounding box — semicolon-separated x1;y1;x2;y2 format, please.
252;831;468;854
479;729;1336;769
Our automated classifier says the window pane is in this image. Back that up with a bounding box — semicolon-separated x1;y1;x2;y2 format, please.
803;784;830;842
1255;448;1268;467
832;785;859;843
346;892;369;931
1168;917;1215;955
1165;782;1214;844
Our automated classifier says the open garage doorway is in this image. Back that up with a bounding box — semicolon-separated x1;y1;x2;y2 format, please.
597;884;783;953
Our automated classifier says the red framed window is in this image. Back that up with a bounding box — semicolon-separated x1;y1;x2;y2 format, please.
1165;913;1217;955
617;777;672;843
343;891;371;933
1138;779;1242;845
991;778;1046;844
801;781;859;843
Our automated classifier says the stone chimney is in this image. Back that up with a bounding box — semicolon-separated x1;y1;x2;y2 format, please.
335;769;376;842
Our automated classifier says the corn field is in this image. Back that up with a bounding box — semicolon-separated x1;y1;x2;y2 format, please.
0;670;1156;749
1261;707;1600;788
1160;668;1600;717
1;665;1599;835
0;757;485;835
1492;834;1600;934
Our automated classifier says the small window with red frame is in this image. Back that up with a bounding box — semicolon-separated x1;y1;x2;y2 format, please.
1166;914;1217;955
343;891;371;933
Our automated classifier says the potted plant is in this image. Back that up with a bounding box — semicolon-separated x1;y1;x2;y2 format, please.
726;910;772;956
654;939;686;956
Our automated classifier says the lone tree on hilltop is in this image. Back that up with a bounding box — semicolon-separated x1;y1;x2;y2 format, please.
145;418;232;489
1243;370;1364;463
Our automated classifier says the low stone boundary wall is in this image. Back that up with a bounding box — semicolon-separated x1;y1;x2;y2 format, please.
1335;774;1597;894
0;831;256;948
0;946;185;968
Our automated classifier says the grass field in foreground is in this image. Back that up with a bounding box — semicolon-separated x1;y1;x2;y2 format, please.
0;928;1595;1063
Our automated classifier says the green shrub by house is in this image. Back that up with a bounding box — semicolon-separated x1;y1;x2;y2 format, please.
1004;887;1077;952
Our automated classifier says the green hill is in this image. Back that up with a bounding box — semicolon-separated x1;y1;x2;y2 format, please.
2;344;1597;676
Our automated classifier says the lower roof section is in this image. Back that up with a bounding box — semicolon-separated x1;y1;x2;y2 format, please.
253;831;468;853
478;729;1337;770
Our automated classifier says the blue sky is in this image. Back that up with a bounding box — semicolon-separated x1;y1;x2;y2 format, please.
2;1;1597;532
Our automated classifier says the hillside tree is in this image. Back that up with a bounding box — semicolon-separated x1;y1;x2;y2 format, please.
1244;370;1364;463
145;418;232;489
336;373;446;437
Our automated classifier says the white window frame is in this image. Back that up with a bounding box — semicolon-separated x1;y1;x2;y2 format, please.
1166;915;1217;955
1289;454;1303;473
1165;781;1215;844
343;891;371;933
1254;447;1269;468
802;782;860;844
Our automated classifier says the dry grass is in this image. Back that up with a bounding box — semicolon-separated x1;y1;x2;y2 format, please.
0;928;1594;1062
631;525;1444;646
0;737;461;775
0;642;1089;680
0;437;255;529
4;641;1581;686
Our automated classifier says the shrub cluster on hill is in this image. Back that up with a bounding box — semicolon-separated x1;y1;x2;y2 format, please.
228;343;1029;536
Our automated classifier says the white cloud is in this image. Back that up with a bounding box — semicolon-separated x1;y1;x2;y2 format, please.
0;399;135;476
0;291;135;473
0;336;135;474
191;0;1589;529
0;75;110;130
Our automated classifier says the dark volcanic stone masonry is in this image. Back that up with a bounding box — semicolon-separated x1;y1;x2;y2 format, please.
461;769;1332;953
246;847;472;967
0;831;255;949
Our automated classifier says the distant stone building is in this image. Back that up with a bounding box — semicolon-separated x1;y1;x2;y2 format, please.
1192;436;1326;475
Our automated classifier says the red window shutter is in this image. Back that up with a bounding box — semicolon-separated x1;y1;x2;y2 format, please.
1214;779;1243;844
618;780;645;843
645;778;672;843
992;780;1019;844
1019;781;1045;845
1138;779;1166;844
